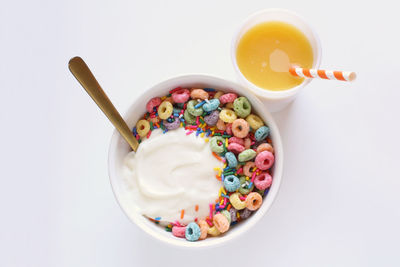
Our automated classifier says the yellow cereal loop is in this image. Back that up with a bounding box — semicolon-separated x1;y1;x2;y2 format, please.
219;109;237;123
229;192;246;210
246;114;264;130
207;226;221;236
136;119;150;137
157;101;173;120
214;91;224;99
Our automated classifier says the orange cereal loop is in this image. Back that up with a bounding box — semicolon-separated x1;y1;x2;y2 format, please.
190;89;209;100
256;143;274;154
232;119;250;138
245;192;263;211
243;161;256;177
213;213;230;233
197;220;209;240
216;119;226;131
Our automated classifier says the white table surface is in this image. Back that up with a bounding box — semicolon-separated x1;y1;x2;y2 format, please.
1;0;399;266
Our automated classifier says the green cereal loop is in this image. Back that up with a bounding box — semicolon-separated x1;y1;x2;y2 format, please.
220;210;231;224
184;109;196;125
238;149;257;162
238;176;254;195
187;100;203;116
210;136;225;153
233;97;251;118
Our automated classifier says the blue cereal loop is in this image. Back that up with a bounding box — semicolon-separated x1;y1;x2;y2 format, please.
223;175;240;192
203;98;220;112
225;152;238;168
254;126;270;141
185;222;201;241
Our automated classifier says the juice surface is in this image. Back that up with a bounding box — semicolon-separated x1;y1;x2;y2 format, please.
236;21;314;91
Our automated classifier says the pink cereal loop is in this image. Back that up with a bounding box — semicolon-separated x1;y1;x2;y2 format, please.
146;97;162;113
245;192;263;211
256;143;274;154
254;172;272;190
190;89;209;100
227;143;245;154
255;151;275;170
243;161;256;177
172;88;190;103
228;136;244;146
198;220;209;240
213;213;230;233
216;119;226;131
172;226;186;238
244;137;251;149
231;119;250;138
219;93;237;104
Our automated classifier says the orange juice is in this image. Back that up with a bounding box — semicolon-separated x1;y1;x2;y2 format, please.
236;21;314;91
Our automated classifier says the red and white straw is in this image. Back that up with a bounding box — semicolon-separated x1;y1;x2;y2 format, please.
289;67;356;81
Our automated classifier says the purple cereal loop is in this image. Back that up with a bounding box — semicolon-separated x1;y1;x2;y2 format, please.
204;110;220;126
239;208;252;219
229;207;238;222
163;118;180;130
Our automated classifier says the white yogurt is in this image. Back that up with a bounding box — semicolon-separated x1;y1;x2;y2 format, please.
122;128;223;224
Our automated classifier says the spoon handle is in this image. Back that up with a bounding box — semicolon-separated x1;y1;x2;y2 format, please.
68;56;139;152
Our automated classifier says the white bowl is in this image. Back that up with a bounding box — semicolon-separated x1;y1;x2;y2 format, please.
108;74;283;248
231;8;322;112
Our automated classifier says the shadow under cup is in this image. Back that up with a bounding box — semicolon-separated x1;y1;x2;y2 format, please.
108;74;283;248
231;8;322;112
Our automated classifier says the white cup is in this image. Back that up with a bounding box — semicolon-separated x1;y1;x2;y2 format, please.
108;74;283;248
231;8;322;112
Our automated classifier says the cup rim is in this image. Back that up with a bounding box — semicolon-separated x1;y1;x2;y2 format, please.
107;73;284;248
231;8;322;99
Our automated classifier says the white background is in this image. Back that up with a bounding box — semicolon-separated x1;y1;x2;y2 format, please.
1;0;399;266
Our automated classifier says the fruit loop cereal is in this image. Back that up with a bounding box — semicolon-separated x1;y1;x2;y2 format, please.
131;87;275;241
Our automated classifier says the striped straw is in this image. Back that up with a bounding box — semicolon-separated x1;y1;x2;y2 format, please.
289;67;356;81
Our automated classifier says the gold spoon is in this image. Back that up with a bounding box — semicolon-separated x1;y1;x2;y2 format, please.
68;56;139;152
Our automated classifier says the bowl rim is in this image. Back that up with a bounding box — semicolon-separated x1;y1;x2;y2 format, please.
108;73;284;248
